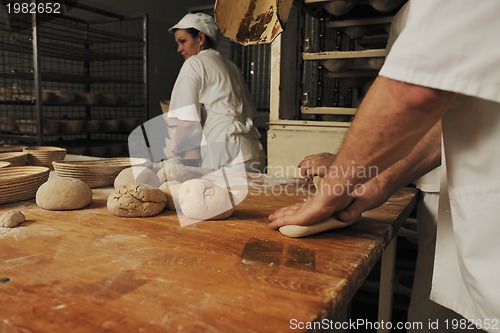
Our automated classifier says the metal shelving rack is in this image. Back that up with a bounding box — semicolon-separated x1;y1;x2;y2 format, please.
299;2;394;122
0;0;147;157
267;0;404;177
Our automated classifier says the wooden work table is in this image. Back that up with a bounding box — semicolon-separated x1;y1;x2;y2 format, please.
0;174;418;333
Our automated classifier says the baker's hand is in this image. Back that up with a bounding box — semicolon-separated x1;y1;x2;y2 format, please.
298;152;336;181
336;175;392;222
268;178;352;229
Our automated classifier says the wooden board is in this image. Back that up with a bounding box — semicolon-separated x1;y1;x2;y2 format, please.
301;106;357;115
0;177;418;333
303;49;387;60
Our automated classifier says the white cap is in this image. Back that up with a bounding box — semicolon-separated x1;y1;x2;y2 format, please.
169;13;219;44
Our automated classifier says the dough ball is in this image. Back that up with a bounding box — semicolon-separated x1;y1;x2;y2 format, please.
179;179;234;220
107;184;167;217
152;158;183;171
114;166;161;189
321;59;351;72
36;177;92;210
323;0;355;16
157;163;203;183
159;181;182;210
368;57;385;70
163;158;183;166
343;26;368;39
0;211;26;228
369;0;405;12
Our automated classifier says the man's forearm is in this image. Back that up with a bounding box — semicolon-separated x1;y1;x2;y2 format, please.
378;121;442;194
268;76;455;228
330;76;454;187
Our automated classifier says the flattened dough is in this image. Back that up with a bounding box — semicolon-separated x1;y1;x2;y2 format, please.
279;217;356;238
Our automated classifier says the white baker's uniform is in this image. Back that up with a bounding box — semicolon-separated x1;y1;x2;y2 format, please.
387;5;481;332
168;49;266;171
380;1;500;331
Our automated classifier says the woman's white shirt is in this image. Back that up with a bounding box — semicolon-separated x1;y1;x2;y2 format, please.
168;49;265;170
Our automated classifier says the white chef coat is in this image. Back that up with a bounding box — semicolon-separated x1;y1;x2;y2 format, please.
386;5;473;331
380;0;500;331
168;49;266;170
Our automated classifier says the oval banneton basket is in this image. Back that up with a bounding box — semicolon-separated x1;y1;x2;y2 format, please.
23;146;67;170
0;166;50;204
52;157;150;188
0;145;27;153
0;151;28;167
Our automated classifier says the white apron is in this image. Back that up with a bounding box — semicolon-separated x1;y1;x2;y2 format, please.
432;96;500;332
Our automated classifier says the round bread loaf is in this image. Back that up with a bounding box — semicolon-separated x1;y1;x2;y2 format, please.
36;177;92;210
178;179;234;220
159;180;182;210
153;158;183;173
107;184;167;217
157;163;203;183
114;166;161;188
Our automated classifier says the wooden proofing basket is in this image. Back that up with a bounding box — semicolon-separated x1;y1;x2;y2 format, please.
0;166;50;204
24;146;67;169
52;157;150;188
